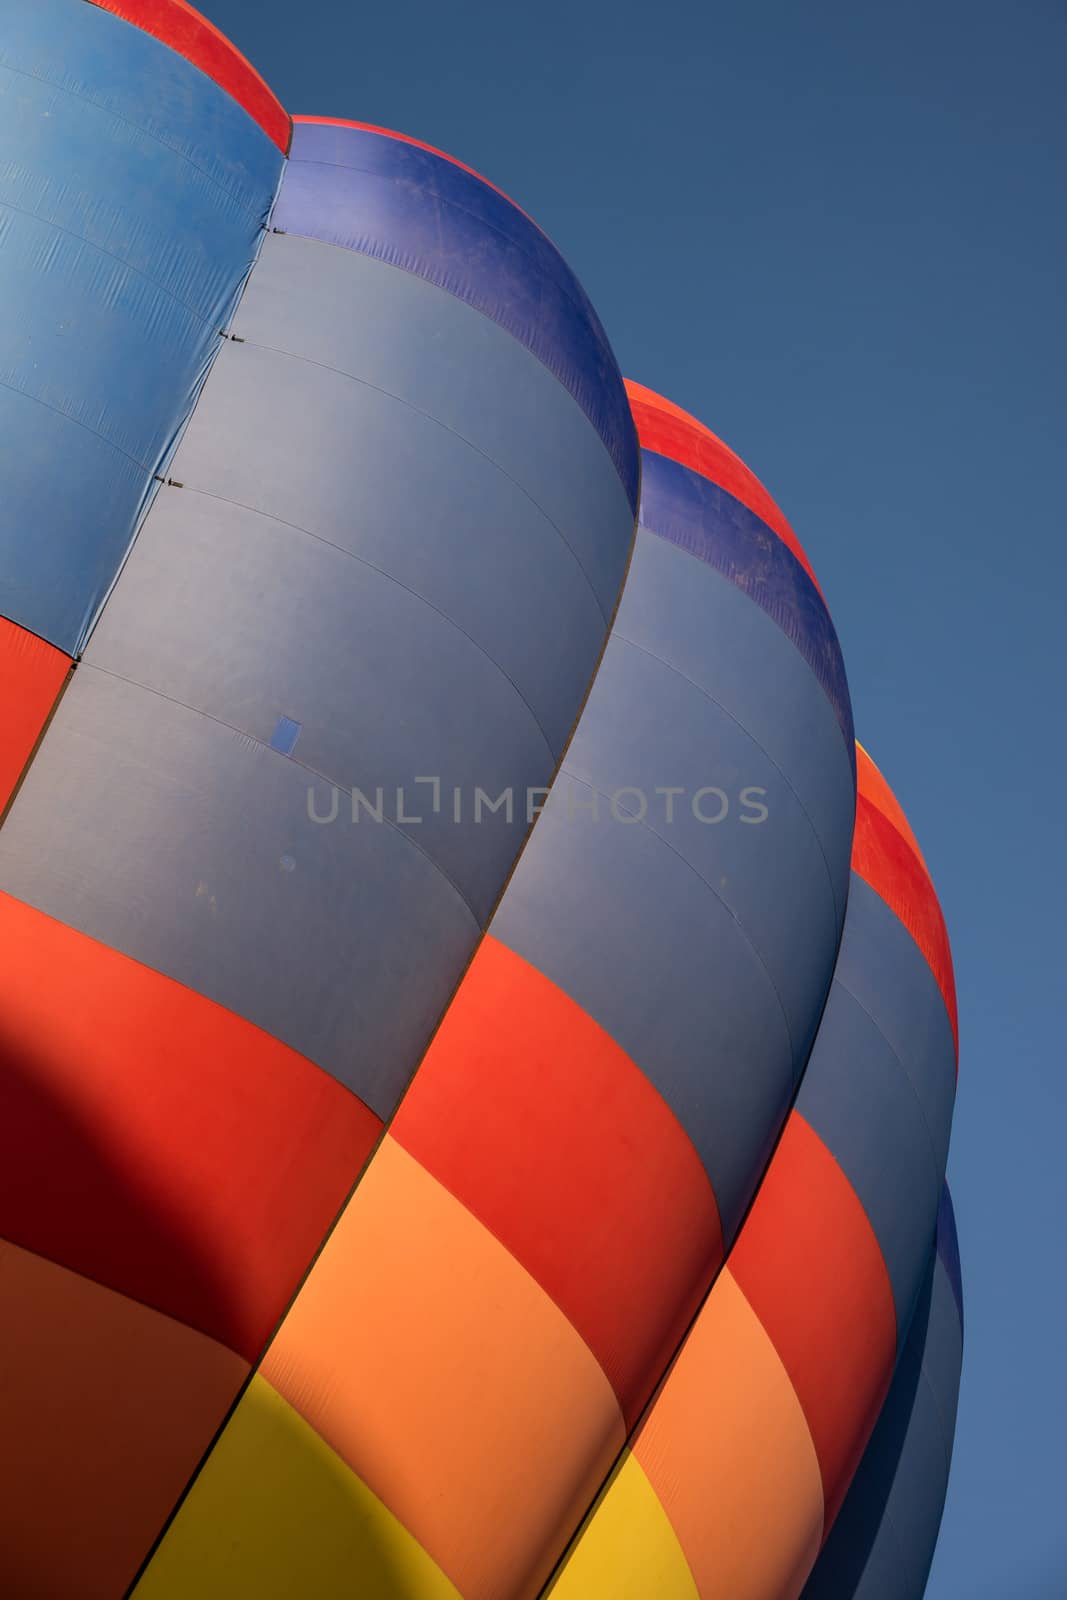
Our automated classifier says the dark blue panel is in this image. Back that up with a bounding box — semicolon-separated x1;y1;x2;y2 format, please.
639;448;854;768
272;121;638;510
797;978;942;1347
920;1257;965;1437
0;668;479;1116
0;0;283;652
832;876;958;1182
936;1182;964;1336
802;1196;963;1600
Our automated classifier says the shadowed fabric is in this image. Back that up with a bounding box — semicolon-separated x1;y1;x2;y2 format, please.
801;1189;964;1600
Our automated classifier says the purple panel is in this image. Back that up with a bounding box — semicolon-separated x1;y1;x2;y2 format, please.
639;447;854;766
272;120;639;509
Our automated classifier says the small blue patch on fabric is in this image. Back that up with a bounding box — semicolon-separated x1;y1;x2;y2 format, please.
270;716;302;756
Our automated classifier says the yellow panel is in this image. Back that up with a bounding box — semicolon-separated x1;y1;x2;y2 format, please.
547;1451;701;1600
632;1268;824;1600
135;1375;461;1600
259;1135;625;1599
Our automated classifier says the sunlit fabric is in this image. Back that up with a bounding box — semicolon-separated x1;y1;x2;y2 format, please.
0;5;961;1597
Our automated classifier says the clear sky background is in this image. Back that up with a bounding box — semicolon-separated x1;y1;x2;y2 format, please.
202;2;1065;1591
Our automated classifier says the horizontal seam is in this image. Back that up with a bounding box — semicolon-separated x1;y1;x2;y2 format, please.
80;661;485;931
613;630;845;932
267;223;634;508
0;196;217;327
0;1228;250;1362
556;768;797;1068
0;374;153;473
0;57;270;222
147;480;560;767
232;330;613;626
285;155;599;349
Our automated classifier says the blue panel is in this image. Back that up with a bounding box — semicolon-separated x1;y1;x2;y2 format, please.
639;449;854;766
0;0;283;652
832;876;958;1181
491;527;856;1241
0;667;479;1115
797;977;943;1347
273;121;639;510
270;717;303;757
802;1197;963;1600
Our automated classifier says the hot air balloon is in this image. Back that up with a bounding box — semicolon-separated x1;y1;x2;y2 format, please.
0;3;961;1598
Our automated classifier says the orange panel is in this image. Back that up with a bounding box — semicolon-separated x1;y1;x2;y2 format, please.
261;1136;626;1600
0;1237;247;1599
728;1115;897;1527
391;935;722;1425
632;1268;824;1600
0;619;71;811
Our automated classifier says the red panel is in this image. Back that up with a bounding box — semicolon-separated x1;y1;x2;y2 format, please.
87;0;290;152
292;116;533;222
625;379;823;595
728;1113;897;1530
0;892;381;1360
390;935;723;1426
853;791;958;1057
0;620;71;811
856;743;929;873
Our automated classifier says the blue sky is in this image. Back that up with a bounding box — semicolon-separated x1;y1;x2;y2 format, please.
203;1;1066;1590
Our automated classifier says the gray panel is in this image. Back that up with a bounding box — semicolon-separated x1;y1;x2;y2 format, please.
0;668;478;1115
42;221;637;1110
834;877;957;1179
143;333;613;766
230;233;633;621
87;489;550;923
565;631;839;1070
797;980;943;1346
491;771;794;1241
615;530;855;931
